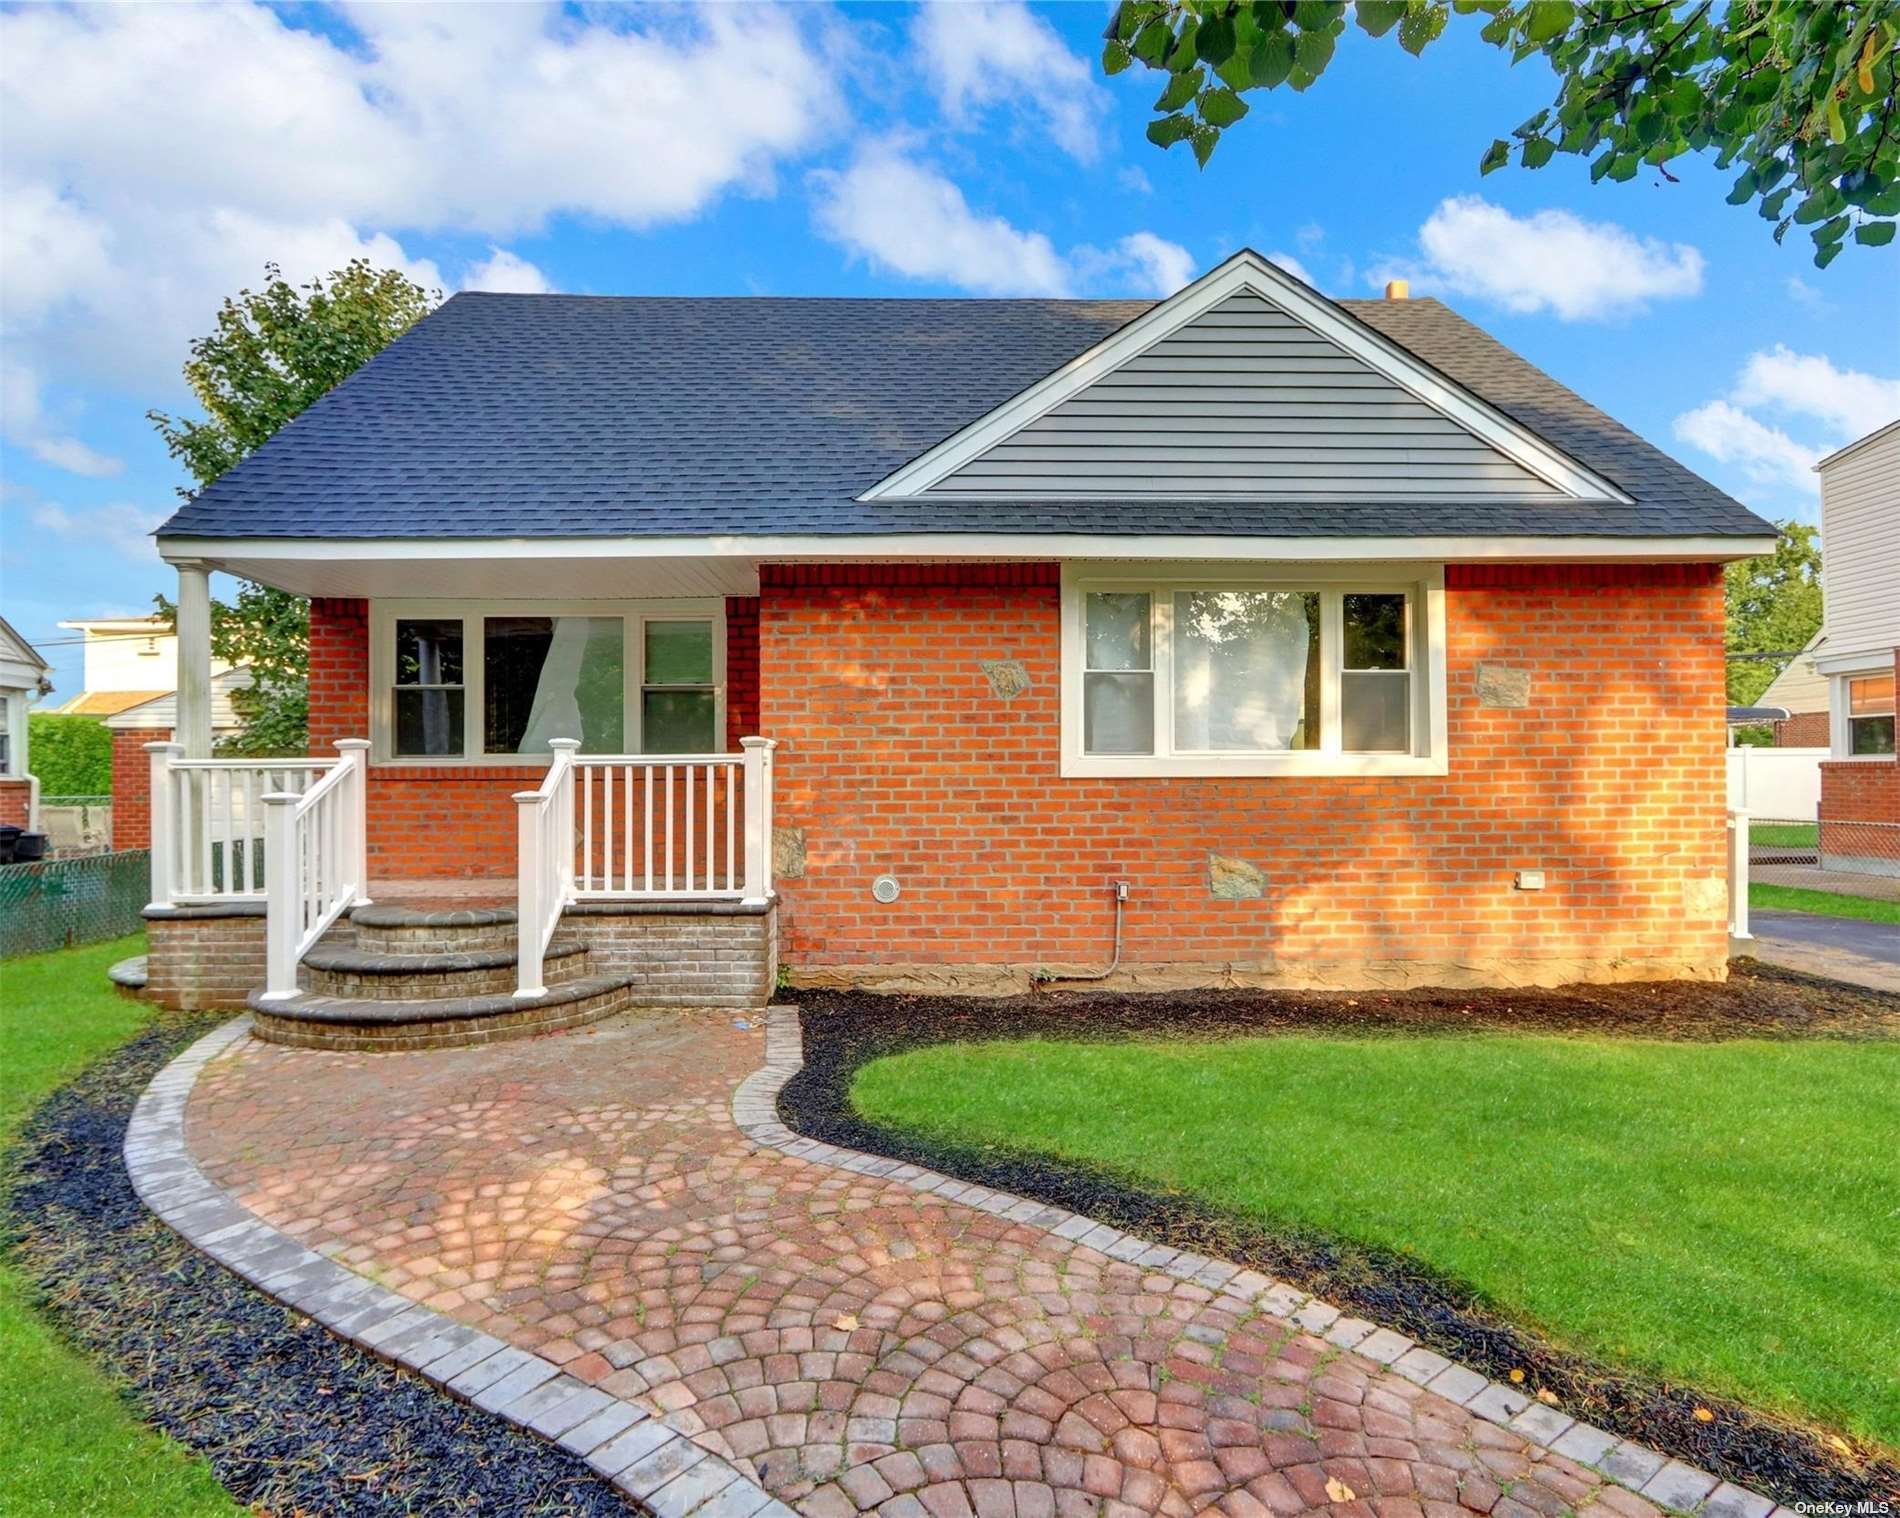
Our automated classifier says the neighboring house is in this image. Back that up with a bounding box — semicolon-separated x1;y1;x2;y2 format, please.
140;251;1777;1020
1810;420;1899;875
54;613;232;718
0;614;53;829
103;668;252;852
1757;630;1830;747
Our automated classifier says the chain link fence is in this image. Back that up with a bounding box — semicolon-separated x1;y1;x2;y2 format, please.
1747;817;1900;894
0;849;150;958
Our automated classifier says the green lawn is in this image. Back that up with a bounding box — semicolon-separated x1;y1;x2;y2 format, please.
1750;882;1900;923
0;935;242;1518
1749;822;1818;848
855;1031;1900;1451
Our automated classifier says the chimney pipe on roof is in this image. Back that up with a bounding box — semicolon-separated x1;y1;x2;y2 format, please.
1384;279;1409;300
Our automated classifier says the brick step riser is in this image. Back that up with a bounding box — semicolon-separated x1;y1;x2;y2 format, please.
304;950;590;1001
252;981;634;1052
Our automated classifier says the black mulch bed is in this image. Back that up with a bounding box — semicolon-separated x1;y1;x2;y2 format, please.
777;960;1900;1509
1;1018;638;1517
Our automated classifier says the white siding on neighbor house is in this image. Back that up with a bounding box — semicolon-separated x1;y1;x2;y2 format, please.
1758;632;1829;714
925;292;1565;499
1818;420;1900;665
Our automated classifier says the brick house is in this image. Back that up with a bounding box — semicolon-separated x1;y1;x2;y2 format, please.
140;252;1778;1032
0;614;52;831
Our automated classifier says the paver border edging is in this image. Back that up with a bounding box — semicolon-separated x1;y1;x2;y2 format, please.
736;1008;1789;1518
124;1015;798;1518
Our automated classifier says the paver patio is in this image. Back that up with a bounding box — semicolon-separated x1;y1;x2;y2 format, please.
186;1010;1659;1518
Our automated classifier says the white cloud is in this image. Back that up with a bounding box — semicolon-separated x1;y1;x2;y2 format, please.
0;2;841;426
1672;348;1900;499
1731;345;1900;439
913;0;1106;162
812;149;1197;300
1108;233;1196;297
1117;165;1154;196
1295;222;1325;253
0;362;123;478
1784;276;1827;312
1672;401;1820;494
811;148;1072;296
1266;252;1315;289
1379;195;1704;321
463;248;554;295
30;500;168;561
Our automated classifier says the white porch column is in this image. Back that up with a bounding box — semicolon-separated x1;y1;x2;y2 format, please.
174;559;213;759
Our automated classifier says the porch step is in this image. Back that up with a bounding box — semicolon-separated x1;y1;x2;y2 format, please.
301;936;589;1000
349;903;517;953
247;971;637;1053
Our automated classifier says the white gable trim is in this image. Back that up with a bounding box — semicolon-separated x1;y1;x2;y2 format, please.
859;251;1630;505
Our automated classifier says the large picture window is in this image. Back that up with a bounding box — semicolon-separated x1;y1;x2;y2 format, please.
373;600;724;762
1061;566;1446;777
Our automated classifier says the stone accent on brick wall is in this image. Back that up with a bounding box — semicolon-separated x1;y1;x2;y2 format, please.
772;826;806;880
979;658;1031;699
1208;852;1266;899
143;905;267;1011
566;901;777;1008
1475;661;1532;708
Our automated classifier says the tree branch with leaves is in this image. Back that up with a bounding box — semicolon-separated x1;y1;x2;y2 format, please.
152;260;438;754
1107;0;1899;266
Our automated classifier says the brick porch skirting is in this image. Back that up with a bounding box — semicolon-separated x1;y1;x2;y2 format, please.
128;1012;1783;1518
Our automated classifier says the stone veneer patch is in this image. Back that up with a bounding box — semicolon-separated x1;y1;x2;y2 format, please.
128;1011;1788;1518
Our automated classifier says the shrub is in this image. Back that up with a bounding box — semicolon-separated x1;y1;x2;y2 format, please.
27;714;113;796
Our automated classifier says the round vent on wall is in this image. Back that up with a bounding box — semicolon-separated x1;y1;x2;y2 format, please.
871;874;901;904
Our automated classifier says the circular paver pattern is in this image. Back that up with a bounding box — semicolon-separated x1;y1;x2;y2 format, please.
187;1012;1653;1518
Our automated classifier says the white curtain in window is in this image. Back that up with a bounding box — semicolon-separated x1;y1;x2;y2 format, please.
517;616;595;751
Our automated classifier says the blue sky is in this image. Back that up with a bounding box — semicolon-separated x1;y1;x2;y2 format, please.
4;1;1896;700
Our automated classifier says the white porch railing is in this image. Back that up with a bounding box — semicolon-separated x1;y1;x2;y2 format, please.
514;739;580;999
259;742;372;999
146;742;335;906
514;736;776;997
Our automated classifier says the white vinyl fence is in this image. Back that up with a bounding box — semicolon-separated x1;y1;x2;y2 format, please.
1725;745;1824;820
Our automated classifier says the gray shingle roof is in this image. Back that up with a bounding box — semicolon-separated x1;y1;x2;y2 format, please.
157;291;1771;543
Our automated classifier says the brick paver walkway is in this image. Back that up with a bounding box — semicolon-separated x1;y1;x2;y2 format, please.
187;1012;1654;1518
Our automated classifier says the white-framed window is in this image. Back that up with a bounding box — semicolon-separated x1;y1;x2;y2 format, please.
0;691;15;776
1059;563;1448;777
368;599;726;763
1844;672;1896;757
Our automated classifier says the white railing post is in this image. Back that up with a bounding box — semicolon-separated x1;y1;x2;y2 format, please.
334;739;372;907
740;737;776;905
1728;807;1751;940
515;789;547;998
550;738;579;899
144;741;183;909
260;792;303;1000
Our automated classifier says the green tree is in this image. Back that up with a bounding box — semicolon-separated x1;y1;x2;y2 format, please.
1725;520;1823;718
151;260;437;754
1107;1;1899;267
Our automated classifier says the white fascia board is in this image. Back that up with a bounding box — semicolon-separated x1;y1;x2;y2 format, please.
858;250;1631;505
1813;646;1900;676
160;532;1777;572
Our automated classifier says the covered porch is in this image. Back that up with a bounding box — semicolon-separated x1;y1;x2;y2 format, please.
141;547;782;1036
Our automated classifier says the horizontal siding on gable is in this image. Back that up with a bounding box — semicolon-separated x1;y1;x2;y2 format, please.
1819;426;1900;658
927;291;1563;500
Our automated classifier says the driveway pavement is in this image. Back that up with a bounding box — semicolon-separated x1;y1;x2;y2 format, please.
1738;911;1900;994
185;1011;1664;1518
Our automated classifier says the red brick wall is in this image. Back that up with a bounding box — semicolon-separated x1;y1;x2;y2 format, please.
308;597;370;750
757;560;1730;981
0;778;30;829
726;596;760;749
1774;711;1830;747
110;725;169;849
